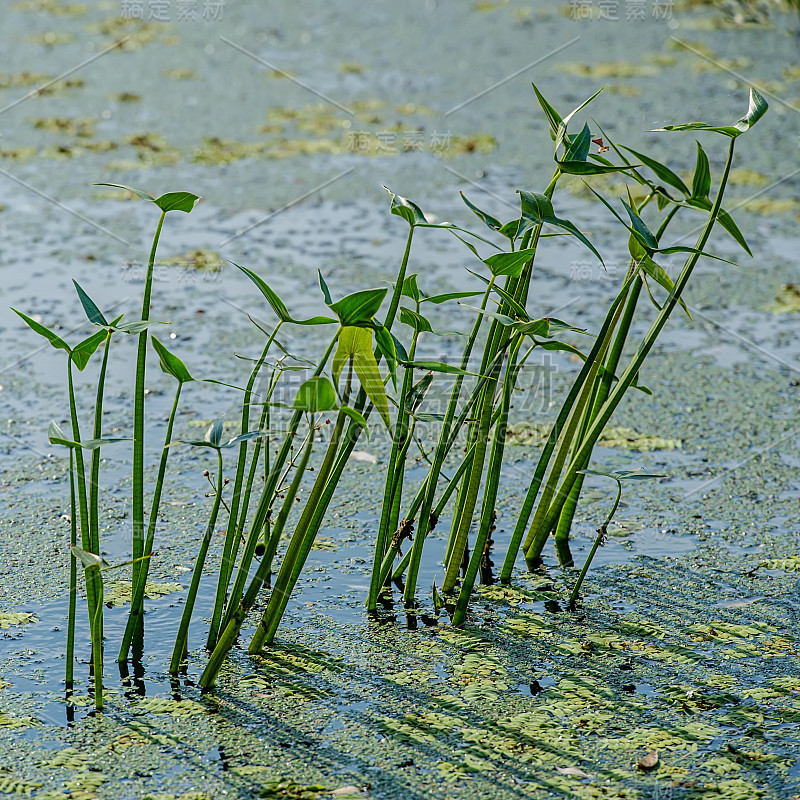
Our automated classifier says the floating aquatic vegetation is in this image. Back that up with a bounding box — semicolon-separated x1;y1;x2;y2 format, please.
0;612;38;628
26;31;77;45
743;197;798;215
160;250;224;273
12;0;87;13
31;116;95;137
727;168;770;186
504;422;681;451
555;62;660;79
767;285;800;314
133;698;208;716
0;776;43;794
101;580;182;607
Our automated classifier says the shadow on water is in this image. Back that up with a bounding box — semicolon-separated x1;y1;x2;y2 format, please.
0;497;704;727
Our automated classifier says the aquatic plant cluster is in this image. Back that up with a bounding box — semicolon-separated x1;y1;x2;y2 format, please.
13;85;767;710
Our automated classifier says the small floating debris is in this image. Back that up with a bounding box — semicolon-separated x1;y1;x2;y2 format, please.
768;284;800;314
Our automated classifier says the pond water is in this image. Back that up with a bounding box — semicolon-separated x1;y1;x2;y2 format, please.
0;1;799;798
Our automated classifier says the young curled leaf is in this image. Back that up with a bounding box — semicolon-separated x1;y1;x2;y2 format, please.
373;324;398;390
652;88;768;138
340;405;369;436
384;186;428;227
400;307;433;334
332;327;391;430
204;418;225;448
400;273;421;303
71;546;110;570
48;420;74;448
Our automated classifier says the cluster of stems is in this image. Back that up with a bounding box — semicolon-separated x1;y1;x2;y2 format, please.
15;87;765;704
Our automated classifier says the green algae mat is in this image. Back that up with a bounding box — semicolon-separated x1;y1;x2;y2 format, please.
0;538;797;799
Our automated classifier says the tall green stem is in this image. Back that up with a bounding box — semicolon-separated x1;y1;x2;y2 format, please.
451;335;521;625
207;328;280;649
402;280;494;605
133;210;166;591
68;360;103;709
66;450;77;690
89;333;112;556
554;271;641;543
250;370;352;651
219;334;337;634
524;138;737;563
170;446;224;675
499;272;637;581
119;379;184;662
368;331;418;612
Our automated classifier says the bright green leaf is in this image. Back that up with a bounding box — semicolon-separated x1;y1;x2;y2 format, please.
652;88;768;138
460;192;502;231
401;274;421;302
72;280;108;327
332;327;391;429
71;329;107;371
691;141;711;202
235;263;335;325
619;145;691;196
12;309;70;355
155;191;201;213
384;186;428;227
152;336;195;383
293;376;338;413
329;287;387;326
404;372;433;416
483;248;537;278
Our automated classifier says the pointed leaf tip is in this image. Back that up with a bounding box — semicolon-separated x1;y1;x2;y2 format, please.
72;280;108;327
384;186;428;227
